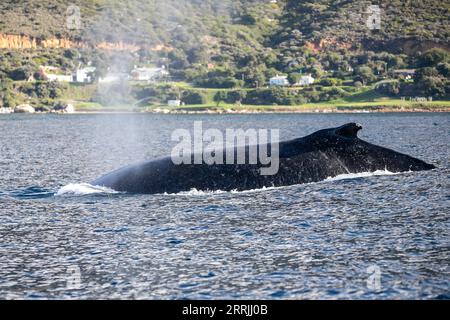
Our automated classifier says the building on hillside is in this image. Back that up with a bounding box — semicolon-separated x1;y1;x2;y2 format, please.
72;66;96;83
269;75;289;87
40;65;96;83
39;66;72;82
392;69;415;80
296;74;315;86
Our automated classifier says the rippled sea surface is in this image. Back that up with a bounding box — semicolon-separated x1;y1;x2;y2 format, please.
0;113;449;300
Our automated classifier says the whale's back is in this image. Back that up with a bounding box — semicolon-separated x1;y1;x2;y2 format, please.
92;123;435;194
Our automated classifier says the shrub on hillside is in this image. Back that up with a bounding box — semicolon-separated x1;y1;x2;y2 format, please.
182;90;207;105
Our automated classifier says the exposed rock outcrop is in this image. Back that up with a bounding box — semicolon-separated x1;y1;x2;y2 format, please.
0;107;13;114
0;33;172;53
14;104;35;113
53;103;75;114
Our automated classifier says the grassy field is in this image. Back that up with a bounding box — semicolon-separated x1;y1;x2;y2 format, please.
71;83;450;113
142;90;450;112
156;101;450;112
75;99;450;113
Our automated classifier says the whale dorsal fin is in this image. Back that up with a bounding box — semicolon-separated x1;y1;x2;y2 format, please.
334;123;362;139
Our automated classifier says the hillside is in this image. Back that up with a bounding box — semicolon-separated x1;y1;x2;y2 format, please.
273;0;450;58
0;0;449;110
0;0;274;48
0;0;278;75
1;1;449;50
1;1;449;60
275;0;449;43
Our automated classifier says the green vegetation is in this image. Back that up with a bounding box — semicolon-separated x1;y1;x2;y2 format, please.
0;0;449;111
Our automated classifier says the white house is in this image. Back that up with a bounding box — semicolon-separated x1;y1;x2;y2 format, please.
296;74;315;86
72;66;96;83
393;69;415;80
131;66;169;82
40;66;72;82
39;65;96;83
269;75;289;87
45;74;73;82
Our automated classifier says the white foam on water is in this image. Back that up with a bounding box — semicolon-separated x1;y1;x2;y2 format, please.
324;169;400;182
55;183;119;196
164;188;228;196
165;185;282;196
167;170;402;196
57;170;403;197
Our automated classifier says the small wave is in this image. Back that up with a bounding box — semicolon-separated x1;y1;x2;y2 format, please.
164;188;229;196
166;170;402;196
3;186;54;200
324;169;399;182
55;183;119;196
165;186;281;196
57;170;403;197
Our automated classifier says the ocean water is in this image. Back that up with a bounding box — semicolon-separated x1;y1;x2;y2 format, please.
0;113;449;299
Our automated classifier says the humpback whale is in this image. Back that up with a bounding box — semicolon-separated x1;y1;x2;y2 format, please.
92;123;435;194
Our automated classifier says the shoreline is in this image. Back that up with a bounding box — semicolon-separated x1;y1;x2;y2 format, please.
2;108;449;115
3;104;450;115
77;109;450;114
74;101;450;114
74;104;450;114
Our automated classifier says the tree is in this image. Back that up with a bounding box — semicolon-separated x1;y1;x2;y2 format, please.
226;90;247;104
387;55;406;69
414;67;439;82
310;65;324;79
91;55;109;82
320;78;342;86
187;47;209;64
182;91;207;105
8;66;35;81
436;63;450;77
242;65;267;88
240;14;257;25
213;91;227;107
2;94;17;109
416;77;446;97
63;49;77;59
419;48;449;67
355;66;376;85
287;73;302;85
353;81;363;88
375;81;401;96
168;49;190;70
326;52;343;69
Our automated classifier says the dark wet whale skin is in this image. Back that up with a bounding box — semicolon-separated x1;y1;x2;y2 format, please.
92;123;435;194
